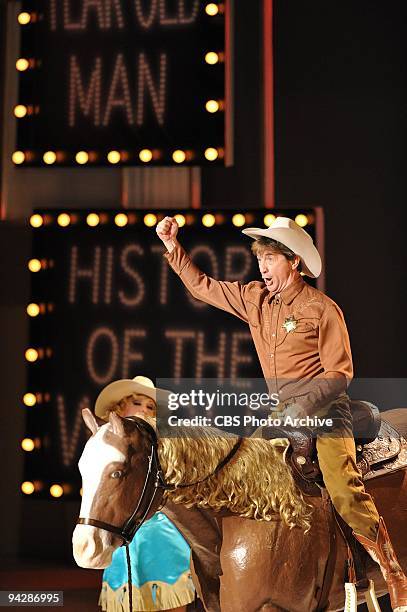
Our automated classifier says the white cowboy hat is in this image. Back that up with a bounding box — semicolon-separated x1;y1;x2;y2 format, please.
94;375;171;419
241;216;322;278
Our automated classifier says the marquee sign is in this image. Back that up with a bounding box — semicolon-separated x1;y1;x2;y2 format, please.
16;1;231;166
24;209;317;496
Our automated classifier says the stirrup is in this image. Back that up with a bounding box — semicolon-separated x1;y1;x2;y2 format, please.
344;582;358;612
345;579;382;612
365;580;381;612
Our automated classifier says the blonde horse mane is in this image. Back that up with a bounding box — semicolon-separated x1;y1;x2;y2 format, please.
152;422;312;532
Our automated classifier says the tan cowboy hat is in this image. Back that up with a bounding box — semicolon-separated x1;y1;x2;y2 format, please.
241;216;322;278
94;375;171;419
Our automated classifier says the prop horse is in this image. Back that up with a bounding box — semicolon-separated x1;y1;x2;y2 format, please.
73;405;407;612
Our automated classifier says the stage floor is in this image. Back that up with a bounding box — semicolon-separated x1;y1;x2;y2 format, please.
0;559;101;611
0;559;391;611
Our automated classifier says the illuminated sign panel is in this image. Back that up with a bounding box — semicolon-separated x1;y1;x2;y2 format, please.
24;209;317;493
17;1;229;165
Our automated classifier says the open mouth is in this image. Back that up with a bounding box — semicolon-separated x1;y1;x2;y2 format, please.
263;277;273;286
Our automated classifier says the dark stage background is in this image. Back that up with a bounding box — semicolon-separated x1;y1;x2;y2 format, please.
272;0;407;377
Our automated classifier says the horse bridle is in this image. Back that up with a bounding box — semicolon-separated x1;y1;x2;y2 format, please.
77;415;243;543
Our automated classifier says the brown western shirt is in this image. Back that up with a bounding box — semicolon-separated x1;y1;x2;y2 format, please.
164;243;353;415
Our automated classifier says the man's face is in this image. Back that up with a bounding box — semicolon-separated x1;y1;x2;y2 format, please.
119;393;157;418
256;249;296;293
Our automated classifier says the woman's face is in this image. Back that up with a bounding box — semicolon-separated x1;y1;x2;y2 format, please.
119;393;157;418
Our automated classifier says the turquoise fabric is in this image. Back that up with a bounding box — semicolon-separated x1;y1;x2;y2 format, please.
102;512;191;590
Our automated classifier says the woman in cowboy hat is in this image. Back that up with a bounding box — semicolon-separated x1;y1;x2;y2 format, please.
156;215;407;612
95;375;195;612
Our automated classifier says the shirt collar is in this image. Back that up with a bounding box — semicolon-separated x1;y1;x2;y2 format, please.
268;275;305;305
281;275;305;305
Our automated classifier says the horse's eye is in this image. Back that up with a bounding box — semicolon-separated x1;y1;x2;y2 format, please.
111;470;123;479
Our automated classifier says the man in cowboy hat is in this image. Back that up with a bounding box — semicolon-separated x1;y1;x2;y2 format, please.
156;215;407;611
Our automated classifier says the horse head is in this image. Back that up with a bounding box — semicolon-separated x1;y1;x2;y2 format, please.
72;408;162;569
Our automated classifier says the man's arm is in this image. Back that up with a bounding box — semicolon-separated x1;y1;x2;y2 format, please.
156;216;250;323
285;302;353;418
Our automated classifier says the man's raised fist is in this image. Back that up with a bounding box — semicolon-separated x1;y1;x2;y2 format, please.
156;216;179;244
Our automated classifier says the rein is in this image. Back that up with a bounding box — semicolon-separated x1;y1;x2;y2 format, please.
77;417;243;612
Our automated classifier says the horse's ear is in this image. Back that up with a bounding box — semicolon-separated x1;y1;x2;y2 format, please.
82;408;103;435
109;411;125;437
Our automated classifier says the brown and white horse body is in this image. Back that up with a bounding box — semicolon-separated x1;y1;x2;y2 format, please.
73;409;407;612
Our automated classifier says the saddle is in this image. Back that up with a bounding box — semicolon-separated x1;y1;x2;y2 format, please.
261;401;407;595
262;400;407;495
